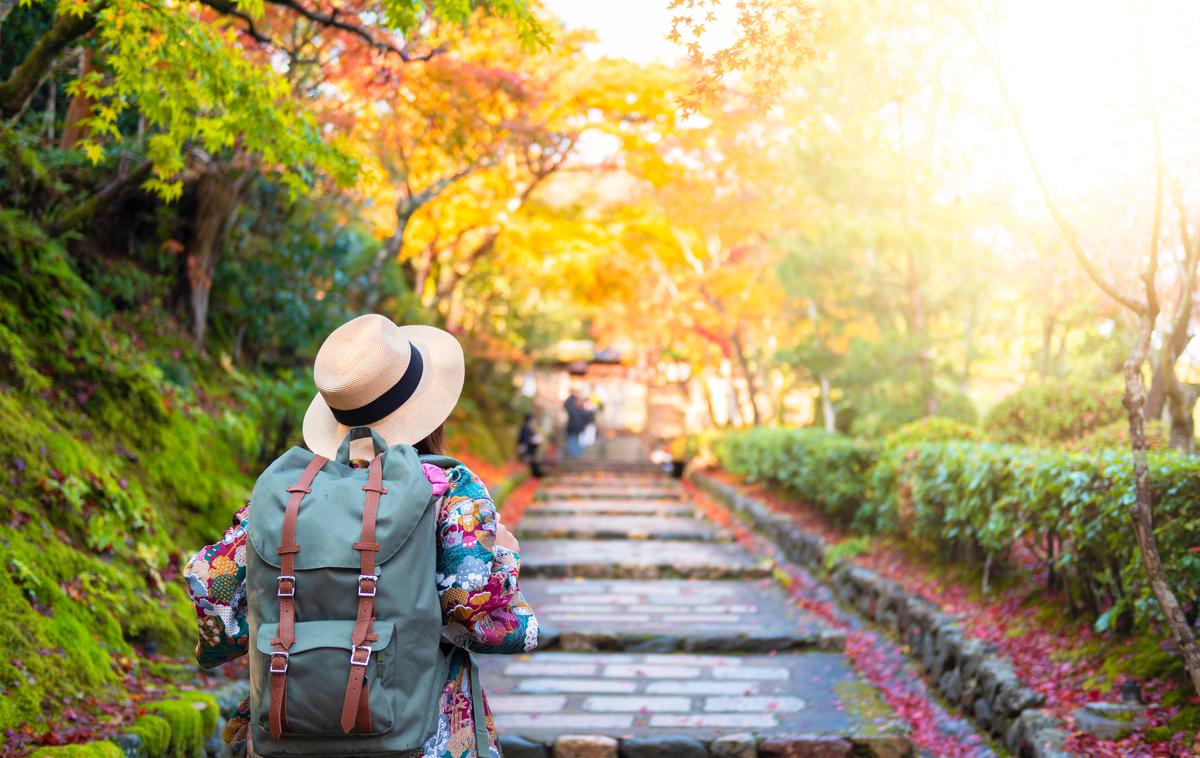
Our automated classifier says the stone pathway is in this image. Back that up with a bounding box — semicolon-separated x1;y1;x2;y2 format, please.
486;468;914;757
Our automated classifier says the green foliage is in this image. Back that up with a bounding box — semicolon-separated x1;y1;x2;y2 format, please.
824;535;872;572
1068;418;1169;453
983;380;1124;446
713;427;1200;630
29;743;124;758
68;0;359;199
714;427;876;523
882;416;979;449
208;180;375;368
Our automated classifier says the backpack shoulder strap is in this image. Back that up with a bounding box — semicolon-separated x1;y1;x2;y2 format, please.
340;453;386;734
269;453;328;739
468;653;490;754
418;453;465;470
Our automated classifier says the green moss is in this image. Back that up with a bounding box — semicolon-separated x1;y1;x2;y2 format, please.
834;678;900;735
1146;726;1173;743
824;535;872;572
1078;635;1183;691
1168;706;1200;733
0;332;273;734
171;690;220;735
147;698;208;758
130;713;172;755
29;742;124;758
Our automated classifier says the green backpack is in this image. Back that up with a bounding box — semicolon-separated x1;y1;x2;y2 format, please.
244;427;488;756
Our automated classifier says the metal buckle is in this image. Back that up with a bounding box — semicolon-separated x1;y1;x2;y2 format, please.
276;575;296;597
269;651;289;674
349;645;372;666
357;574;378;597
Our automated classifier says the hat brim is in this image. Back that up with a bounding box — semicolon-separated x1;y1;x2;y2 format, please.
302;324;465;459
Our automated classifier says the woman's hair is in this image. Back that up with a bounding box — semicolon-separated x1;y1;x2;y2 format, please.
415;423;445;456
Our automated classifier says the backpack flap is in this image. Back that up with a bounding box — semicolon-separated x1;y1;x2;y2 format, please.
246;444;434;571
254;619;398;737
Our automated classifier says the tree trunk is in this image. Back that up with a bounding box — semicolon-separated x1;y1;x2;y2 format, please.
700;373;724;428
181;165;250;347
363;201;415;311
1123;313;1200;695
1164;378;1196;453
730;328;762;426
904;250;937;416
58;48;93;149
819;372;836;433
1039;314;1056;380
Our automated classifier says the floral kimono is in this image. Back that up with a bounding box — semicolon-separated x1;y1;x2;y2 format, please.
184;461;539;758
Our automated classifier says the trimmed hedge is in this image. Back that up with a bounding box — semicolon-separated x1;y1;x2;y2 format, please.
983;380;1123;446
713;427;1200;629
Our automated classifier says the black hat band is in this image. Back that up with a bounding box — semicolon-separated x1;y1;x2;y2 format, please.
328;342;424;426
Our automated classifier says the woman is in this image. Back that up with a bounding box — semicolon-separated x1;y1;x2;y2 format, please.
184;314;540;758
516;413;543;478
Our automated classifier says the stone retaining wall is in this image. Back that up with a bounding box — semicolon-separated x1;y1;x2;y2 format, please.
500;732;914;758
690;470;1072;758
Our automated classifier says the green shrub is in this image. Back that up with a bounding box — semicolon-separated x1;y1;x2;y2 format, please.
712;427;1200;629
1068;418;1169;453
883;417;979;449
984;380;1123;446
714;427;877;523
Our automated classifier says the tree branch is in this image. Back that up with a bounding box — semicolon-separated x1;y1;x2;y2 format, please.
0;7;99;120
50;159;153;235
945;0;1145;315
1134;0;1162;319
260;0;444;62
195;0;446;62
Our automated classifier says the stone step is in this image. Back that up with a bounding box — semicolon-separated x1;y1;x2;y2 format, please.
477;651;907;745
521;578;843;653
516;515;723;542
519;540;772;580
536;488;685;501
527;499;698;517
547;475;672;485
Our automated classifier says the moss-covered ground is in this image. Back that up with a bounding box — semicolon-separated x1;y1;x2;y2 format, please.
0;210;517;753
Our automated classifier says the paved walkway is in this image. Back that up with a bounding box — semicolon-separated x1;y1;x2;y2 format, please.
483;468;913;756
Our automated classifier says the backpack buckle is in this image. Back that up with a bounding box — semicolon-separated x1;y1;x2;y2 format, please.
357;574;378;597
277;575;296;597
349;645;372;667
269;651;289;674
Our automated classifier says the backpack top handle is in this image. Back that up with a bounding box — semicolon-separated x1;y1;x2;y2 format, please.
335;426;389;465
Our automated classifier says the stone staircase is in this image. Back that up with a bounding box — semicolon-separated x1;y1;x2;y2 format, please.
483;468;914;758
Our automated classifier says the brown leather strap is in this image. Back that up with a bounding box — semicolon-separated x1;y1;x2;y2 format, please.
340;454;386;733
268;454;327;740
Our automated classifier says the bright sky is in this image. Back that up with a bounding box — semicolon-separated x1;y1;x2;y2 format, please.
542;0;680;62
545;0;1200;234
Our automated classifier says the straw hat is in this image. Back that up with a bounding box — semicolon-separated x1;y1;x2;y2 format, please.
302;314;465;459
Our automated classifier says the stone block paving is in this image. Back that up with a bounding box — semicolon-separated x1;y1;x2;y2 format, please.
521;579;844;653
479;651;900;741
536;486;686;501
527;499;698;518
519;540;771;580
491;469;912;756
517;515;725;542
